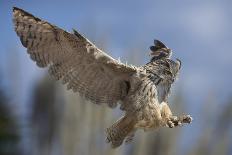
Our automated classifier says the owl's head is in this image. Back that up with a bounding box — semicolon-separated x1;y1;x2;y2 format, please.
149;39;181;102
150;39;181;82
150;40;181;80
155;58;181;84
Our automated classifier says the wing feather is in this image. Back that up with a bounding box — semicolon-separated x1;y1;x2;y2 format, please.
13;7;138;108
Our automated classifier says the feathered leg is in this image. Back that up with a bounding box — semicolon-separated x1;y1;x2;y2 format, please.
105;115;135;148
160;102;192;128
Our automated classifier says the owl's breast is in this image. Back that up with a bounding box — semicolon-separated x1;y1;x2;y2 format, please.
125;70;172;128
122;76;163;129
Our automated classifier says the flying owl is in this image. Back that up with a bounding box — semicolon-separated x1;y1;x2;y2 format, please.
13;7;192;148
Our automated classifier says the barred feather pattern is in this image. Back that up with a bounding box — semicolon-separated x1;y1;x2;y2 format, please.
13;7;138;108
106;115;135;148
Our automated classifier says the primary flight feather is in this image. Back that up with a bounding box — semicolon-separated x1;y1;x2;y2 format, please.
13;7;192;148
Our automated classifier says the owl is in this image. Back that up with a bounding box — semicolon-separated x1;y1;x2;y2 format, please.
13;7;192;148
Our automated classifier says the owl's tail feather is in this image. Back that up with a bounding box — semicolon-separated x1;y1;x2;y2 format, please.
105;115;135;148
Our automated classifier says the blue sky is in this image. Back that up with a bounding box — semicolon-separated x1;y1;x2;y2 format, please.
0;1;232;153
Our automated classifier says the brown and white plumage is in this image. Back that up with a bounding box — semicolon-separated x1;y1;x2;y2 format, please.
13;7;192;148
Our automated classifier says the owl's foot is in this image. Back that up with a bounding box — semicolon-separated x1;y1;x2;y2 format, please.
167;115;192;128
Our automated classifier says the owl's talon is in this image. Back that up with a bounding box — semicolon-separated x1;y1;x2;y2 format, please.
182;115;193;124
167;120;175;128
167;114;192;128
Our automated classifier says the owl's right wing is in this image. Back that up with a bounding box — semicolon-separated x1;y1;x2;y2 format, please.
13;7;140;108
150;40;172;59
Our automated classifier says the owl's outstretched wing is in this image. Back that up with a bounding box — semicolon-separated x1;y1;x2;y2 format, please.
13;7;138;108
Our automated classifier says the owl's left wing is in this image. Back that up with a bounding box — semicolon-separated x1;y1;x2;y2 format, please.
13;7;139;108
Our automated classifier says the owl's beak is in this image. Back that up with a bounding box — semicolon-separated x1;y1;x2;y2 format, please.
176;58;182;69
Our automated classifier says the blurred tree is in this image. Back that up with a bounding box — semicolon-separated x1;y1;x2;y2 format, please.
0;78;20;155
187;96;232;155
30;76;64;155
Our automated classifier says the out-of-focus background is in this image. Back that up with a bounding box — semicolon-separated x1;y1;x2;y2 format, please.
1;1;232;155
